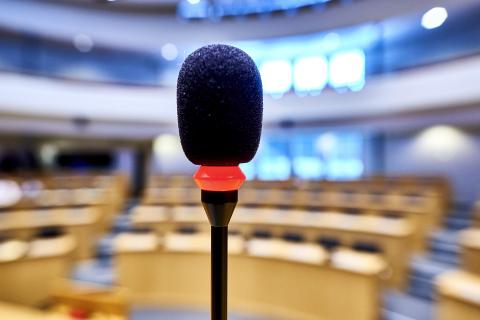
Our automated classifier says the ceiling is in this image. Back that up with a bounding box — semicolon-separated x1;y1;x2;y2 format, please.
0;0;479;139
0;0;475;52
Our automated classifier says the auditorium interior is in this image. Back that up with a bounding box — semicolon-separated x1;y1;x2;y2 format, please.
1;0;480;319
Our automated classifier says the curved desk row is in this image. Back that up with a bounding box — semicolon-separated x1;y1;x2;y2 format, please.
6;187;122;230
114;232;386;320
142;187;441;212
0;206;103;259
141;187;440;249
146;176;449;199
11;188;109;208
131;205;414;288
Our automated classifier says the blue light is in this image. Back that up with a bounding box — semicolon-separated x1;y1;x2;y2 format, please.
322;32;341;51
326;159;363;180
329;49;366;91
293;56;328;94
259;59;292;96
240;162;256;180
293;157;323;179
421;7;448;30
179;0;336;18
249;132;364;181
257;156;291;180
178;0;208;19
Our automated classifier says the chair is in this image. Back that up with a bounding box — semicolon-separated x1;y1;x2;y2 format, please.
316;236;341;251
352;241;382;254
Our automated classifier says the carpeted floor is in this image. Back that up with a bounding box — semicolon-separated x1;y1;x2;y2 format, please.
383;290;435;320
131;308;268;320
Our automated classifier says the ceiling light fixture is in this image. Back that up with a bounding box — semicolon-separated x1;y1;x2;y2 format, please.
421;7;448;30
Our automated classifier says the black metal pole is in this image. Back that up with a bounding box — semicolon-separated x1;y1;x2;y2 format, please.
201;190;237;320
211;226;228;320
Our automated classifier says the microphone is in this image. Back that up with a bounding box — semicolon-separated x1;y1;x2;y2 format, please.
177;44;263;223
177;44;263;167
177;44;262;320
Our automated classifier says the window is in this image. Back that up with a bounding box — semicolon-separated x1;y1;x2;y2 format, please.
248;131;364;180
329;49;366;91
259;60;292;96
293;56;328;94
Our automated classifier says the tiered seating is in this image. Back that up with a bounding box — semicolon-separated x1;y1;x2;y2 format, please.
7;173;127;225
114;231;385;320
142;176;448;251
0;172;131;317
137;175;449;289
0;173;127;259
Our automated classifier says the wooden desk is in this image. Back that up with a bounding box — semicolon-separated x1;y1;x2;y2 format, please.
459;228;480;275
436;270;480;320
11;188;108;208
0;300;127;320
132;205;413;288
0;279;129;320
0;302;64;320
115;236;384;320
50;279;130;318
15;188;117;232
0;236;75;307
234;208;412;288
142;187;200;206
0;206;102;259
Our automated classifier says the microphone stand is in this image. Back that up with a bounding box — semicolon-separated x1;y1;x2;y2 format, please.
202;190;237;320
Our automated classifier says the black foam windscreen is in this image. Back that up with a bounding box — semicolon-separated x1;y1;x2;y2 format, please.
177;44;263;166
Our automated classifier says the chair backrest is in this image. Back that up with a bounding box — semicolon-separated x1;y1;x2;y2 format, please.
317;236;341;251
352;241;382;254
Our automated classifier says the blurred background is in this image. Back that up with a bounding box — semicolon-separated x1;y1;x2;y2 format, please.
0;0;480;319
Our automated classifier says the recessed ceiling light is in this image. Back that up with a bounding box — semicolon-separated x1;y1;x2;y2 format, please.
421;7;448;30
161;43;179;61
73;34;94;53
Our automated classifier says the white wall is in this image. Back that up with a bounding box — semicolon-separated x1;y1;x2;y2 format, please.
384;126;480;204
